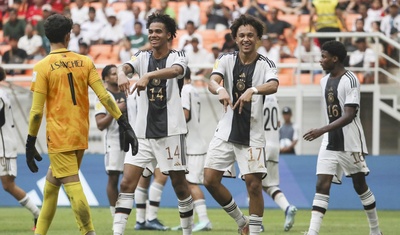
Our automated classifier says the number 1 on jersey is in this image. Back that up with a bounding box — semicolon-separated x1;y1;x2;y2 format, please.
67;72;77;105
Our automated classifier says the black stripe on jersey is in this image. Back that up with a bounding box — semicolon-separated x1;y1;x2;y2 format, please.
324;77;344;151
145;54;168;138
228;55;258;146
345;71;357;88
134;50;143;57
0;99;5;157
258;54;277;68
180;134;187;166
217;51;237;60
210;71;224;79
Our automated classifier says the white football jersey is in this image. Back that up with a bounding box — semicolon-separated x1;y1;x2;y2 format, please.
0;89;17;158
126;89;138;128
125;50;188;138
263;94;280;148
94;90;126;151
212;52;279;147
320;70;368;154
181;83;207;155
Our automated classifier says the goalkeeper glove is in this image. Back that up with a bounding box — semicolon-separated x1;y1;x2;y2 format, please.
117;115;139;155
25;135;42;173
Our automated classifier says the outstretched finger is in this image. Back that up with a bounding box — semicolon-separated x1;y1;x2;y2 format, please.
223;100;228;112
238;100;244;114
130;84;137;95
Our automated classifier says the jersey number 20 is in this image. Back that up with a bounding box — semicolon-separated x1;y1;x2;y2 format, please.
264;107;278;131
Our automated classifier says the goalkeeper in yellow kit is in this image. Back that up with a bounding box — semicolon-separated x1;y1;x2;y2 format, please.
26;14;138;235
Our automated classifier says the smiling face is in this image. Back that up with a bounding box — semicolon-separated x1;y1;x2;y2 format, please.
235;24;259;54
148;22;170;50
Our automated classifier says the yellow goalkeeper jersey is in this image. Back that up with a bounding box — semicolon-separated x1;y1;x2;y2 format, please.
31;48;100;153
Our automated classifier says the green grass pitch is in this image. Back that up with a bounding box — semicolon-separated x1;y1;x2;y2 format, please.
1;207;398;234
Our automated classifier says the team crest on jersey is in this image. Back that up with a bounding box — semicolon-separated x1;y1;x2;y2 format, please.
236;78;246;91
327;87;334;103
32;71;37;82
151;78;161;86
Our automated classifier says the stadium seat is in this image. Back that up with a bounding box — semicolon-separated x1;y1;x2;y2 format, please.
345;13;361;31
89;44;113;63
313;73;324;85
278;73;294;86
299;73;313;84
0;44;11;55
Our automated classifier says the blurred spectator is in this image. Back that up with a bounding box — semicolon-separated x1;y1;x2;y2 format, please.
337;0;357;13
367;0;385;25
246;0;269;22
35;4;53;55
2;36;28;75
265;8;295;40
49;0;70;14
127;21;150;53
210;43;221;62
100;12;124;45
118;38;133;62
354;3;373;32
380;3;400;37
117;0;134;27
349;37;376;84
186;37;214;76
157;0;176;21
221;32;238;53
293;35;322;75
309;0;347;46
68;23;84;53
3;8;26;42
206;0;231;30
178;0;200;29
178;20;203;52
95;0;114;26
139;0;157;21
71;0;89;24
26;0;43;26
257;35;280;64
278;0;306;15
81;7;105;45
78;41;92;60
277;35;293;59
122;5;147;37
18;23;43;60
231;0;248;21
279;106;299;155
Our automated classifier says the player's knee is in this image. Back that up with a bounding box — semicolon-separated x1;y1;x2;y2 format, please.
1;181;14;193
315;182;330;194
353;182;368;195
119;178;136;193
246;180;262;196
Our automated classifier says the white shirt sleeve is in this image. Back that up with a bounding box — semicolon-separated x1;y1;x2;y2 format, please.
181;85;191;111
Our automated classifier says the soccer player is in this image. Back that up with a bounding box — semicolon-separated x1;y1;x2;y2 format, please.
303;40;382;235
95;64;127;218
113;13;194;235
204;14;279;235
0;67;41;230
171;67;212;232
262;94;297;232
25;14;138;235
125;81;170;231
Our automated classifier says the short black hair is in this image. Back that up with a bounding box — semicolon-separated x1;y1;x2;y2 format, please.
89;7;96;13
321;40;347;63
101;64;117;81
230;14;264;40
147;13;177;41
134;21;143;28
44;14;73;43
0;67;5;82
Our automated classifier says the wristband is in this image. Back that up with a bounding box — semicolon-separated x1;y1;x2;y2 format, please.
216;87;225;94
250;87;258;94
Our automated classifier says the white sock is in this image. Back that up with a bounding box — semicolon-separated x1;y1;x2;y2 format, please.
113;193;134;234
134;186;147;223
178;195;194;235
249;214;262;235
308;193;329;235
222;198;246;227
359;188;381;234
110;206;115;217
19;195;40;218
148;182;164;221
266;187;290;212
194;199;209;223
